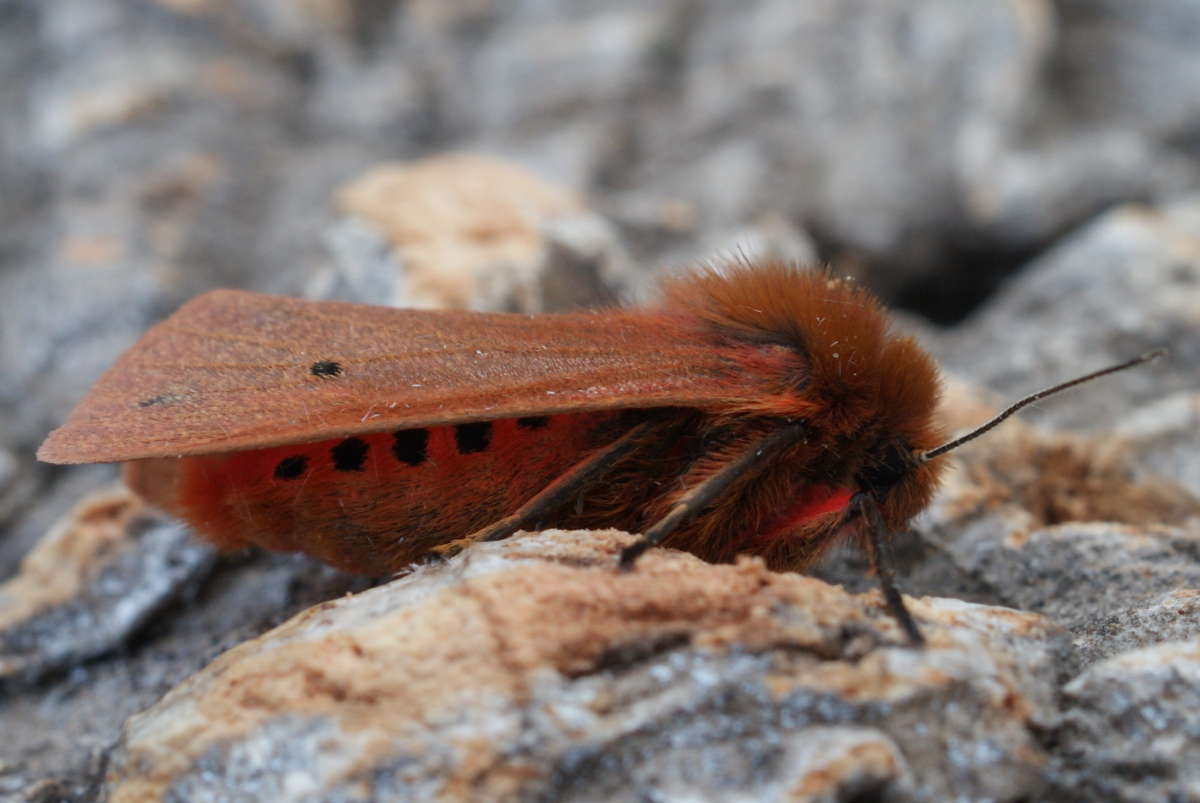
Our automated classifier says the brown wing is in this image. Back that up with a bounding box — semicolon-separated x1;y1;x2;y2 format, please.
39;289;753;463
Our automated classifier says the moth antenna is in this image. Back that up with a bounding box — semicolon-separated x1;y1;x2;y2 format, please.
919;349;1166;462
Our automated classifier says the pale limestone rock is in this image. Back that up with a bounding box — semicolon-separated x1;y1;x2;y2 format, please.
331;154;635;312
105;530;1064;802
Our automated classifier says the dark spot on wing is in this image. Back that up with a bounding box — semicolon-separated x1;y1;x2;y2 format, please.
517;416;550;429
311;360;342;378
137;392;186;408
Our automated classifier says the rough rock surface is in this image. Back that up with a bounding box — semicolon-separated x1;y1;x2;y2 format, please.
922;402;1200;669
0;488;214;684
326;153;638;312
103;530;1066;803
0;542;375;801
935;197;1200;433
1117;390;1200;502
1052;640;1200;801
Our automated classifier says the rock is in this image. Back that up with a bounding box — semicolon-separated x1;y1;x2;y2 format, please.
0;487;215;685
1116;390;1200;500
312;215;408;310
0;260;167;454
669;0;1051;279
1052;640;1200;802
940;519;1200;637
0;547;372;802
538;212;643;309
104;530;1065;803
922;417;1200;672
931;422;1198;537
1049;0;1200;138
1072;589;1200;669
956;129;1197;256
937;197;1200;432
0;449;37;532
670;214;820;281
0;465;119;582
330;154;637;311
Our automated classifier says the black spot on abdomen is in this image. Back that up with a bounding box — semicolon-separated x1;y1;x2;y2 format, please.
455;422;491;454
274;455;308;479
392;429;428;466
331;438;369;471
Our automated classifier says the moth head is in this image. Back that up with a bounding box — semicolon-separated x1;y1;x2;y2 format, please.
860;348;1167;531
854;436;944;534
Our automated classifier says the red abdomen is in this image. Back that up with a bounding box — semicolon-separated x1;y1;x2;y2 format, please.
166;412;627;573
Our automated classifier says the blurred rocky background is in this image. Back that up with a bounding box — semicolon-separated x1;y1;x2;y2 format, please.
2;1;1200;800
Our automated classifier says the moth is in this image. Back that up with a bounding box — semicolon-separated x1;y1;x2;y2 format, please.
38;262;1158;642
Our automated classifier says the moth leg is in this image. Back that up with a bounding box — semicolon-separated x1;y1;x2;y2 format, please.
430;420;656;558
618;421;807;569
855;492;924;646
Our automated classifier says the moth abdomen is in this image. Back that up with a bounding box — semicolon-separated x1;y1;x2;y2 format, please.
162;411;632;572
